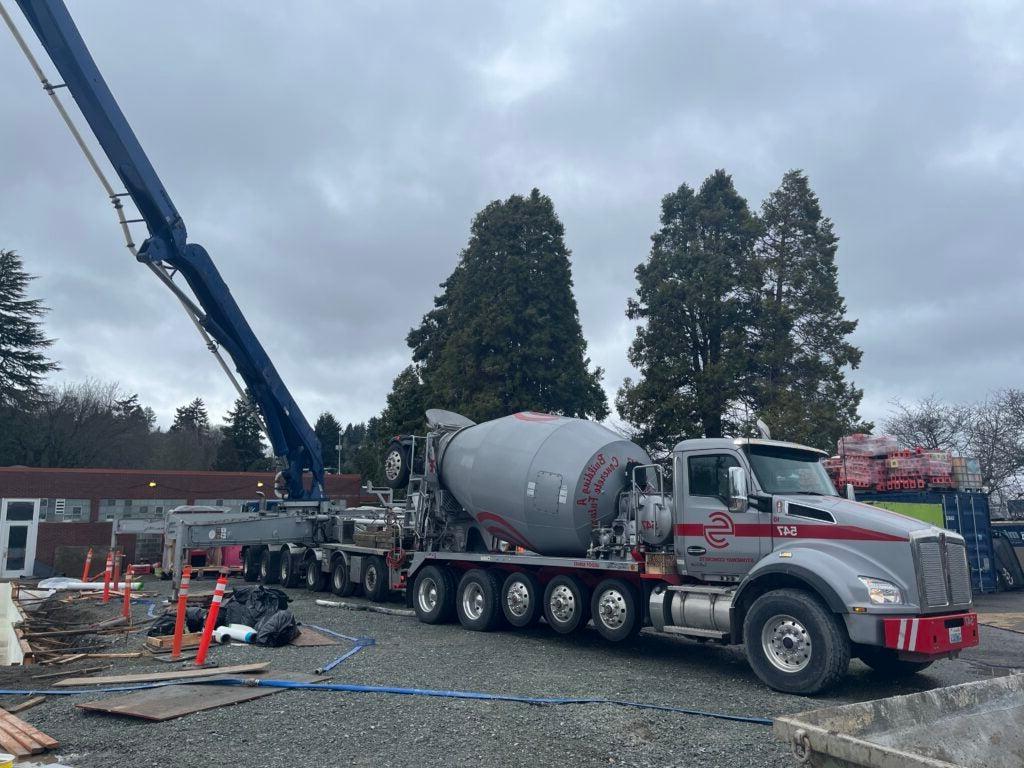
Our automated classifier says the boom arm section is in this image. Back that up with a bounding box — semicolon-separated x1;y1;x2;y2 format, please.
12;0;324;499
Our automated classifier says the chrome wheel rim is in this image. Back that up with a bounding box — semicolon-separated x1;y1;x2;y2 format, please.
762;614;812;673
333;566;345;591
597;588;627;630
384;450;403;481
506;580;531;618
306;563;317;586
418;577;439;613
462;582;485;620
365;565;378;592
549;584;577;623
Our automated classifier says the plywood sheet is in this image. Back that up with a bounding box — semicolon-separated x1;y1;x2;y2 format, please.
288;627;343;647
76;673;315;721
54;661;269;686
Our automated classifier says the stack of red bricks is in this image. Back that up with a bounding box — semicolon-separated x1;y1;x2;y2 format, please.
824;434;954;492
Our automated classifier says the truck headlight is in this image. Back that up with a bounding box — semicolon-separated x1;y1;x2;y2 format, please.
858;577;903;605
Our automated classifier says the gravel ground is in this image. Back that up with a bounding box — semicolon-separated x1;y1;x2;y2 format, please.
4;580;1023;768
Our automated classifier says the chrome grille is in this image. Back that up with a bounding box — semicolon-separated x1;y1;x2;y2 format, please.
914;533;973;609
917;539;949;607
945;540;973;605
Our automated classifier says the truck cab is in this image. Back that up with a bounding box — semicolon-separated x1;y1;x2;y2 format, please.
655;437;979;693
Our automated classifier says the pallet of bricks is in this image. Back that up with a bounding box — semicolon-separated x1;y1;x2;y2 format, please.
885;448;954;491
824;434;897;491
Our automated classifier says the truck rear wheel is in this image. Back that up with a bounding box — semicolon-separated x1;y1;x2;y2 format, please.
362;555;389;602
456;569;503;631
413;565;456;624
305;555;328;592
259;549;281;585
242;548;261;582
856;646;933;677
331;556;356;597
543;575;591;634
501;571;542;628
743;588;850;694
591;579;640;642
278;548;300;588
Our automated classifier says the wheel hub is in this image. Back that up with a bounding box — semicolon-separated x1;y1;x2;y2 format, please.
597;589;626;629
418;577;438;613
463;583;485;620
550;585;576;622
384;451;402;481
506;581;530;617
762;614;812;673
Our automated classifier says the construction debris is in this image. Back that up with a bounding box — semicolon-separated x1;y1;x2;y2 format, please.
53;661;271;687
0;709;59;758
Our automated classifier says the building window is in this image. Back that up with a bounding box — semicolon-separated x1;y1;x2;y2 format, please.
49;499;89;523
124;499;133;508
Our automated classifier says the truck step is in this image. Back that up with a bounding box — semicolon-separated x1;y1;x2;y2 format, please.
666;584;734;596
660;626;729;641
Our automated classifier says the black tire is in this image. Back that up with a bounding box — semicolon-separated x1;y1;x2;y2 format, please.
857;646;934;676
543;575;591;634
362;555;389;602
383;440;410;490
743;588;850;695
259;548;281;585
413;565;457;624
455;569;504;631
279;548;300;588
242;548;260;582
331;556;356;597
591;578;640;642
305;555;328;592
501;571;543;628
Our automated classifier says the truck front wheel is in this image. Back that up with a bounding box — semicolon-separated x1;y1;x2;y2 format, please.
456;569;504;631
591;579;640;642
413;565;456;624
743;588;850;694
543;575;591;634
856;646;933;677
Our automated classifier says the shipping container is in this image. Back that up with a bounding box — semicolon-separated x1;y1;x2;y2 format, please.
857;490;997;594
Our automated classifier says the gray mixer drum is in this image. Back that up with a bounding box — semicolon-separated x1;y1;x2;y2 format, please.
438;412;652;556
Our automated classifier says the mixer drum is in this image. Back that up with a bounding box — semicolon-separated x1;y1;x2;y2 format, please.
438;412;652;556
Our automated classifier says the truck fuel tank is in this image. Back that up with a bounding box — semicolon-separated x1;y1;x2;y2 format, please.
438;412;651;556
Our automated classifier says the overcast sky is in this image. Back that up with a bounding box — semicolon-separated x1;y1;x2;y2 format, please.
2;1;1022;438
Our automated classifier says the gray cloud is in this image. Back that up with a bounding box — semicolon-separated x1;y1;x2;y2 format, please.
1;1;1021;433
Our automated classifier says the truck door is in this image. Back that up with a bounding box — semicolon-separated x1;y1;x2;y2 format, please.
678;450;769;582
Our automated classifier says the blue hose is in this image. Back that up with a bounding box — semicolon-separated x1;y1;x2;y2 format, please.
304;623;375;674
0;678;771;725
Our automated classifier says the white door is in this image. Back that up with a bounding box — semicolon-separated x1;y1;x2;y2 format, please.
0;499;40;578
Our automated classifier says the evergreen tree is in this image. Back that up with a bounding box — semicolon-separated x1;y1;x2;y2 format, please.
159;397;218;470
0;250;58;408
214;394;269;471
314;411;342;472
339;422;367;473
408;189;608;422
617;170;760;451
170;397;210;434
751;170;866;448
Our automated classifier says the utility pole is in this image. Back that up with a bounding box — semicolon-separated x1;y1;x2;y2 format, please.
336;428;343;475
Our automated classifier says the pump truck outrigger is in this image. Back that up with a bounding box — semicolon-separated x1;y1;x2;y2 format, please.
8;0;978;696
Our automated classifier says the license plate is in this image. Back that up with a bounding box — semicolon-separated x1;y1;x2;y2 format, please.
948;626;962;644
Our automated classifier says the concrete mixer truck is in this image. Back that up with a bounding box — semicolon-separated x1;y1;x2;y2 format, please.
167;407;979;694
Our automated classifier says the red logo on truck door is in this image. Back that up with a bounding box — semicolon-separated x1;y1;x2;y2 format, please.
704;512;734;549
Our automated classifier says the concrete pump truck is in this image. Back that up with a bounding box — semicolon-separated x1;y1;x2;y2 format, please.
5;0;978;694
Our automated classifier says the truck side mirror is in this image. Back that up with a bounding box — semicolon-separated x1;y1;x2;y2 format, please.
728;466;749;514
845;483;856;501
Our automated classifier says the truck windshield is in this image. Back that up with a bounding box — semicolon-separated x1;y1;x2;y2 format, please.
744;444;838;497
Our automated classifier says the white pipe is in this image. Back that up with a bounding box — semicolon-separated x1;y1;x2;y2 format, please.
213;623;255;644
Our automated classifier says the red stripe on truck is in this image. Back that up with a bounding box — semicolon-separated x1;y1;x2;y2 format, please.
674;522;907;542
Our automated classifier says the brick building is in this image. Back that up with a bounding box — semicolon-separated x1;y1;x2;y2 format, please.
0;467;371;578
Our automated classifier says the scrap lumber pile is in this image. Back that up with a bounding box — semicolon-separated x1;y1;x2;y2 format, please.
0;708;59;758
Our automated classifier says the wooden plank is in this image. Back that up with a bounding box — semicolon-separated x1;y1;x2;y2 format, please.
76;673;315;721
0;724;33;757
32;664;110;681
0;710;58;750
54;661;270;687
145;631;203;650
0;715;45;754
5;696;45;714
288;627;342;647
